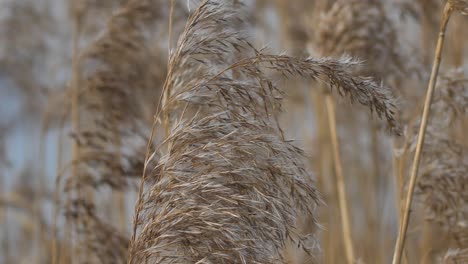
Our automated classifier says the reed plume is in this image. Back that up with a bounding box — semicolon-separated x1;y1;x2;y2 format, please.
1;0;467;263
0;0;49;111
65;199;129;264
415;69;467;250
129;1;401;263
449;0;468;13
312;0;404;82
443;248;468;263
62;0;185;263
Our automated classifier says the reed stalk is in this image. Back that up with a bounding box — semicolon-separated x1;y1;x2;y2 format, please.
0;166;8;264
69;2;84;262
392;3;453;264
51;127;65;264
325;94;355;264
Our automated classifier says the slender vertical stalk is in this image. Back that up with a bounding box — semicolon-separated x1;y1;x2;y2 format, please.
0;130;8;263
275;0;289;49
34;129;47;261
392;3;453;264
69;3;84;262
367;120;380;261
310;89;335;263
0;173;8;263
420;222;434;263
52;128;65;264
420;1;436;66
325;94;355;264
164;0;176;139
168;0;175;58
70;5;82;190
113;127;127;231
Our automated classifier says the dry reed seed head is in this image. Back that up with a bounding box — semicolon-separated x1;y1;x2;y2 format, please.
449;0;468;14
414;69;468;243
420;69;468;128
313;0;339;12
65;199;129;264
63;0;186;263
443;248;468;263
309;0;403;134
64;0;180;193
255;55;402;135
134;115;320;263
164;53;401;134
454;230;468;251
416;134;467;235
70;0;131;38
312;0;405;82
130;0;404;262
0;1;52;113
160;0;253;120
131;0;322;263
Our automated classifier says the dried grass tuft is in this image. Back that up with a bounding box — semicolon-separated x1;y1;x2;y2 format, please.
312;0;404;82
443;248;468;263
449;0;468;14
129;0;402;263
415;69;468;246
66;199;129;264
62;0;184;262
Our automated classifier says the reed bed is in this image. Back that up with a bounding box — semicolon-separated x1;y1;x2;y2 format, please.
0;0;467;263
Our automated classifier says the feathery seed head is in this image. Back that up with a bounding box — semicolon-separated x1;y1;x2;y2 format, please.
130;0;403;262
312;0;404;82
415;69;468;243
449;0;468;14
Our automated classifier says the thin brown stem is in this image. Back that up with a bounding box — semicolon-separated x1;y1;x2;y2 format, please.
0;172;8;263
51;127;65;264
127;124;157;263
34;128;48;261
391;3;453;264
310;89;335;263
325;94;355;264
163;0;177;142
69;3;84;262
168;0;175;62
